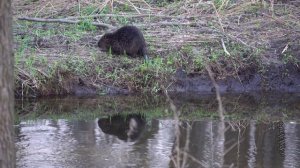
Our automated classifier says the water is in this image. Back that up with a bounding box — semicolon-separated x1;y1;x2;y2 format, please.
15;93;300;168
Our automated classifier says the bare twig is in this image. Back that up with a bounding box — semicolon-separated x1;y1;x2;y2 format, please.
205;64;225;121
125;0;141;14
281;43;289;54
221;38;231;56
210;2;225;33
226;33;256;49
183;151;208;168
18;17;115;29
181;123;191;168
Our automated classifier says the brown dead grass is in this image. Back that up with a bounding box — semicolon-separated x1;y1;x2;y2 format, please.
13;0;300;97
13;0;300;57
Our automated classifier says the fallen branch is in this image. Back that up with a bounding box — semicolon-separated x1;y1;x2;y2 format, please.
66;13;212;20
18;17;115;29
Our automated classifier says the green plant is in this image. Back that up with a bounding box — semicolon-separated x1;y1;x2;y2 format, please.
139;57;168;73
282;53;298;64
15;35;32;65
64;57;89;75
77;19;97;31
194;55;204;69
95;65;104;75
25;56;37;74
151;82;160;94
105;68;119;81
80;5;99;15
213;0;230;10
116;16;129;25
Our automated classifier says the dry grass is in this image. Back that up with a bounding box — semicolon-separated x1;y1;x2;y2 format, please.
12;0;300;97
14;0;300;51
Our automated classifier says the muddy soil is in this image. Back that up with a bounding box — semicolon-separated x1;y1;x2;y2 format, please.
170;63;300;94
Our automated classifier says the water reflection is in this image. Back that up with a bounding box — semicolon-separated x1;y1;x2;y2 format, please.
16;119;300;168
16;119;175;168
171;121;300;168
15;93;300;167
98;114;146;142
15;93;300;121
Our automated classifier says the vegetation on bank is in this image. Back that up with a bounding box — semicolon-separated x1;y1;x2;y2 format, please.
13;0;300;97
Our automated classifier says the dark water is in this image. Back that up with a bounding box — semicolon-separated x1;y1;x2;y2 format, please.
15;93;300;168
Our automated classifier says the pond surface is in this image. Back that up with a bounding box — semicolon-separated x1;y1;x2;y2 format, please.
15;93;300;168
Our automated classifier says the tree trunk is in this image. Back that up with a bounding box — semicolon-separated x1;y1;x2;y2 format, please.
0;0;15;167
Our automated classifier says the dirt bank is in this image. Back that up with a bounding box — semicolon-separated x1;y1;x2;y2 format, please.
170;62;300;94
15;61;300;98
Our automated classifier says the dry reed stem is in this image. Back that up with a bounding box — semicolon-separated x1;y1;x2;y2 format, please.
17;0;297;51
164;88;207;168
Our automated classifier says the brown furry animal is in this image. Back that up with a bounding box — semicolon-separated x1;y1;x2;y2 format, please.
98;25;148;60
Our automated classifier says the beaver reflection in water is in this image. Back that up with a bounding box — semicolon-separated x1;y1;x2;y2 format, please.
98;25;149;60
98;114;146;142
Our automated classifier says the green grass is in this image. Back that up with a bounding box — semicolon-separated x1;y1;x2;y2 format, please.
282;52;299;65
77;19;97;31
213;0;230;10
14;17;103;95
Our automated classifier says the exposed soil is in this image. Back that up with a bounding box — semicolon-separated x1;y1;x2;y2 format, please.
12;0;300;97
170;62;300;94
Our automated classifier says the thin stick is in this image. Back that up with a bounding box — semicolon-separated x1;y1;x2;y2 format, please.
221;38;231;56
18;17;115;29
66;13;210;20
139;0;152;9
184;151;208;168
125;0;141;14
205;64;225;121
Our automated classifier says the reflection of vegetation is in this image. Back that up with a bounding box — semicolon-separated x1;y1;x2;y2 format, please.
15;95;166;122
15;93;300;123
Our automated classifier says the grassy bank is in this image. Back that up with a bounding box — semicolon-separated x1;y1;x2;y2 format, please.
13;0;300;97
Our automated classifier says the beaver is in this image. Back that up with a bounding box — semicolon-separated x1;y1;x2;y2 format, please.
98;25;149;60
